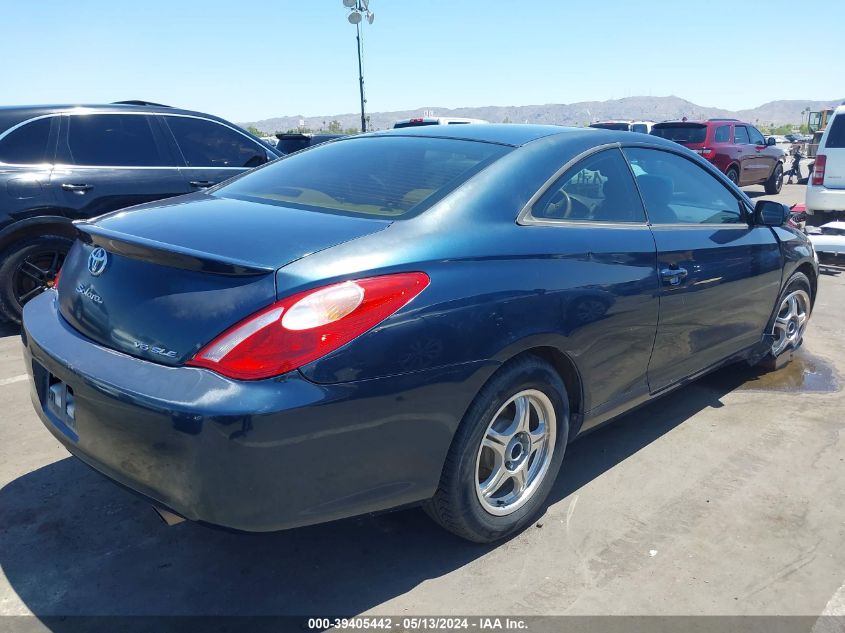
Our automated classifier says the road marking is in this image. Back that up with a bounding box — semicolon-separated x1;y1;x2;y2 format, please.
0;374;27;387
812;580;845;633
565;494;579;532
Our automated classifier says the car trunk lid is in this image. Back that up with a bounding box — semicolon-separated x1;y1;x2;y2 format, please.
58;194;391;366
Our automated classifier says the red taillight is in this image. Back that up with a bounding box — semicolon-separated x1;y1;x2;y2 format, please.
51;268;61;289
812;155;827;186
187;272;430;380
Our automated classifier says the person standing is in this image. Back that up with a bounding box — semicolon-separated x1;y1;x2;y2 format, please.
786;146;804;184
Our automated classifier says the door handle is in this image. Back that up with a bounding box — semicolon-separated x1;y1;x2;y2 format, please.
189;180;214;188
61;183;93;193
660;267;688;285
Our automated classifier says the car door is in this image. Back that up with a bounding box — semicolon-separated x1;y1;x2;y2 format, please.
51;112;185;220
160;115;272;192
731;124;756;185
748;125;776;182
523;148;659;426
0;114;60;224
623;147;782;392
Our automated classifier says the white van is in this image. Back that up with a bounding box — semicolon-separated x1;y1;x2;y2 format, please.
393;116;489;129
806;104;845;222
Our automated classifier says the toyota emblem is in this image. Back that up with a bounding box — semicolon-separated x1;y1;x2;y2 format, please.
88;247;109;276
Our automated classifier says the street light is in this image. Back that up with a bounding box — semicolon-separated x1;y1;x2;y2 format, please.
343;0;374;133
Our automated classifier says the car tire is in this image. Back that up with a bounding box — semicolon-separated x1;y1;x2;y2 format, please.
764;163;784;194
424;355;569;543
725;165;740;185
0;235;72;324
768;272;812;359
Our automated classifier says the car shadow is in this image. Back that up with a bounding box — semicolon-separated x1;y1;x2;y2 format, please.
0;320;20;338
0;364;755;623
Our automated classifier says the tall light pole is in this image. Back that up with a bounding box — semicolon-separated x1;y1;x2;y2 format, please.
343;0;374;133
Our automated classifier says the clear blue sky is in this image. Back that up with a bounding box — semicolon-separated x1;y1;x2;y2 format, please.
2;0;842;123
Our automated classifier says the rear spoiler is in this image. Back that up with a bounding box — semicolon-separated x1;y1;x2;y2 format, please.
75;223;274;277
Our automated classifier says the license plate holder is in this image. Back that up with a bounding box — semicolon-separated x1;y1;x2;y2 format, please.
46;375;77;434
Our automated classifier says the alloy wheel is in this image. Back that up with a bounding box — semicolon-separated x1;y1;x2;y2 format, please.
474;389;556;516
13;249;65;309
771;289;810;356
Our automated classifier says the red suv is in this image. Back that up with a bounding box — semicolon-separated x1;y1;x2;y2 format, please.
651;119;785;193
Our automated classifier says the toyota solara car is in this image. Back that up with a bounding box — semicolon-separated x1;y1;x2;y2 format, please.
22;125;817;543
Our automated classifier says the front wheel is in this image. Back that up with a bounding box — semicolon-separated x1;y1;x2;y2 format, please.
770;273;812;358
764;163;784;194
424;355;569;543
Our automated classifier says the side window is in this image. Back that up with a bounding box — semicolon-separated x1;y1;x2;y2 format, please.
733;125;750;144
714;125;730;143
624;148;744;225
826;114;845;148
0;118;53;165
748;126;765;146
165;117;268;168
65;114;168;166
532;150;646;223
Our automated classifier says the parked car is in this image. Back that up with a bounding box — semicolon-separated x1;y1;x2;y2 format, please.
589;121;653;134
23;125;816;543
275;132;345;155
651;119;785;192
589;120;633;131
805;105;845;224
393;116;488;128
630;120;655;134
0;101;281;322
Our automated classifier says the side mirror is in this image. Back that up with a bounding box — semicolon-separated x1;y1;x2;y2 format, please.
766;137;777;146
754;200;789;226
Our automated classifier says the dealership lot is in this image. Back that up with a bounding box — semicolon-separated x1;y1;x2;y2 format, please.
0;184;843;620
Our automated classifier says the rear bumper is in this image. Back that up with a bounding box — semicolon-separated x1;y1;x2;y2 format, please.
806;184;845;213
22;291;496;531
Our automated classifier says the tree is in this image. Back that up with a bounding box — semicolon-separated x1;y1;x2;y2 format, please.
246;125;264;137
502;116;512;124
327;120;343;133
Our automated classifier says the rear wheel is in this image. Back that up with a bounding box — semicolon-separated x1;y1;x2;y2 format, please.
725;165;740;185
770;273;812;358
0;236;72;323
764;163;784;194
424;355;569;543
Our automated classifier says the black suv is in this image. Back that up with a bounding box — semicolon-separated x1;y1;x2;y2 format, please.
0;101;281;321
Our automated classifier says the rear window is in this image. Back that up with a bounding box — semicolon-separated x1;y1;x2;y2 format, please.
276;136;311;154
631;123;649;134
651;124;707;144
216;136;509;218
826;114;845;148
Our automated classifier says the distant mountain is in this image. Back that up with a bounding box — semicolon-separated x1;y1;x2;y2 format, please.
241;95;844;134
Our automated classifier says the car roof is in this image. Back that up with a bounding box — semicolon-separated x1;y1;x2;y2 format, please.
0;103;235;133
368;123;607;147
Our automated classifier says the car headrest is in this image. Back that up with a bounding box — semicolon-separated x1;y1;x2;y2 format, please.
636;174;673;207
